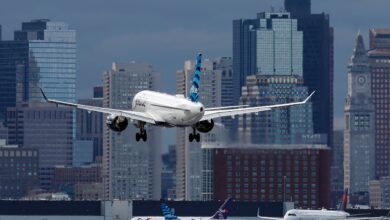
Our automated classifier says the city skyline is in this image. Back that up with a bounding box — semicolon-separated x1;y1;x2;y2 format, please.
0;0;389;135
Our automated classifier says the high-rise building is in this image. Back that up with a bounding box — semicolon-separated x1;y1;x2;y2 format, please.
0;139;39;199
239;75;313;145
0;24;2;41
0;40;28;122
161;145;176;200
175;57;232;200
76;87;103;162
211;144;331;208
256;12;303;76
344;33;375;196
330;130;344;207
6;102;73;189
13;19;76;103
103;62;161;200
285;0;334;148
0;19;76;122
368;29;390;177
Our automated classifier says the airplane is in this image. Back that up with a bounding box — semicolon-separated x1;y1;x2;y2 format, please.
257;188;390;220
131;197;233;220
40;53;314;142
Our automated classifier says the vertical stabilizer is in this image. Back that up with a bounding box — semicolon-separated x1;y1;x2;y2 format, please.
210;197;233;219
189;53;202;102
340;188;348;211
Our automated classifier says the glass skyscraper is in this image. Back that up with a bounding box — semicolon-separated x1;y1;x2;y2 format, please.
14;19;76;103
256;12;303;76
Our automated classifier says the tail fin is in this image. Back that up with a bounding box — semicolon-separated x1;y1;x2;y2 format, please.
210;197;233;219
188;53;202;102
160;203;178;220
340;188;348;211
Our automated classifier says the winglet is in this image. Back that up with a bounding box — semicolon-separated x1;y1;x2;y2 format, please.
257;208;260;218
39;87;48;101
303;91;315;103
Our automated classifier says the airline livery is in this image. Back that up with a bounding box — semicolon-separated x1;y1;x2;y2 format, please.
258;189;389;220
131;197;233;220
40;53;314;142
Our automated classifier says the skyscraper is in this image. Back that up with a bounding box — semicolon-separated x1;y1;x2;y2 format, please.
175;57;232;200
0;40;28;122
343;33;375;196
284;0;334;148
368;28;390;177
103;62;161;200
13;19;76;103
237;12;314;145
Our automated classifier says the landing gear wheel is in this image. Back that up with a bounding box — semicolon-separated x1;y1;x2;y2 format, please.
136;133;141;142
189;133;194;142
142;132;147;142
195;133;200;142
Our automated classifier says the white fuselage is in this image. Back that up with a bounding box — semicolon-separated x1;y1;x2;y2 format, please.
282;209;349;220
132;90;205;127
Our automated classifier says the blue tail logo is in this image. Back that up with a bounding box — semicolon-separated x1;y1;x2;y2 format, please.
160;203;178;220
189;53;202;102
211;197;233;219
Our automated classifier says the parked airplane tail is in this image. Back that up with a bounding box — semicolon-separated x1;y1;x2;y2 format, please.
189;53;202;102
210;197;233;219
160;203;178;220
340;188;348;211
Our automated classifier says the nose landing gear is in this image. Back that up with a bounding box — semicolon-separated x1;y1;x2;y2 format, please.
189;128;200;142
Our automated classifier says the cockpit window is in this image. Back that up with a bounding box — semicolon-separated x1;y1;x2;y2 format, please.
288;213;296;216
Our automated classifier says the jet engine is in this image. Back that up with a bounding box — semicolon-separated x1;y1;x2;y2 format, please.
106;115;128;132
195;119;214;133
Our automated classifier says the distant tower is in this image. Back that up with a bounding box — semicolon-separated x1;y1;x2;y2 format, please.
102;62;161;200
368;29;390;177
344;33;375;196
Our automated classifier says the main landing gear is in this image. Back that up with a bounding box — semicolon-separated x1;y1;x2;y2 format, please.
136;122;147;142
189;128;200;142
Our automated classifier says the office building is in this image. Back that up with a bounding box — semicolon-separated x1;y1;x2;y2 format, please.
0;139;39;199
331;130;344;207
369;177;390;209
344;33;375;196
0;40;28;122
162;145;176;199
239;75;313;144
175;57;232;200
368;29;390;177
285;0;334;148
76;88;103;162
103;62;161;200
6;102;73;190
13;19;76;103
211;144;331;208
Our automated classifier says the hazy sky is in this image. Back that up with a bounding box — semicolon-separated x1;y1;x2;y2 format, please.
1;0;389;145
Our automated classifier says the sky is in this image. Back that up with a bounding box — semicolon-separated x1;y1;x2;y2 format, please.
1;0;389;147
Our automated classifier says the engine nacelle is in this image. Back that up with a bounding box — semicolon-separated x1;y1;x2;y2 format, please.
106;115;128;132
195;119;214;133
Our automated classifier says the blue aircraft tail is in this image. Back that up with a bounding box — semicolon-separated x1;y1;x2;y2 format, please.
188;53;202;102
160;203;178;220
210;197;233;219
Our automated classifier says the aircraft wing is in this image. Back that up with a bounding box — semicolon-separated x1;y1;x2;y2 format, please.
201;91;315;121
40;88;156;124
